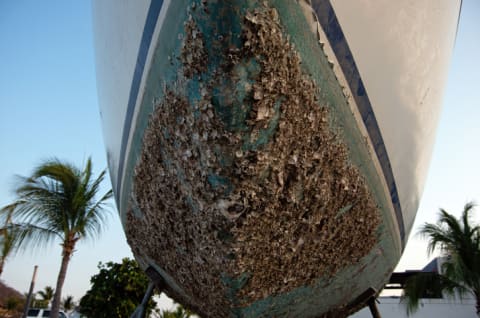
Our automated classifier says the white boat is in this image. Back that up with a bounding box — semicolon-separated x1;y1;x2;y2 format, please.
93;1;460;316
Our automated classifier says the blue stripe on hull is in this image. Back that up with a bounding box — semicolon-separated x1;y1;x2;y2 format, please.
311;0;405;243
118;0;164;197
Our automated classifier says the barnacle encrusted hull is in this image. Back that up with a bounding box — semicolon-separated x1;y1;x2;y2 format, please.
93;0;462;315
114;1;402;317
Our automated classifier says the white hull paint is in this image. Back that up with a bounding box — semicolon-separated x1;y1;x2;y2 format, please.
329;0;461;236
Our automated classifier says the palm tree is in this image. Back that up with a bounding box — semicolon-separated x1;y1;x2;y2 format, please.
62;295;75;312
158;304;193;318
402;202;480;316
0;157;113;318
0;203;21;277
38;286;55;306
0;231;13;277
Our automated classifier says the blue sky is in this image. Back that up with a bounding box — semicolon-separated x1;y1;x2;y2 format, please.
0;0;479;306
395;0;480;272
0;0;133;302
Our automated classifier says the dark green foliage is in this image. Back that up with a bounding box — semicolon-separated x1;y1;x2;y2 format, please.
5;296;23;311
403;271;466;313
402;202;480;315
158;305;193;318
62;295;75;312
31;298;49;309
0;283;23;317
38;286;55;303
28;286;55;309
79;258;156;318
0;203;22;277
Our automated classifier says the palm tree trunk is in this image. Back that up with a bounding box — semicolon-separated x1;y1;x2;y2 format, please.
50;242;74;318
0;257;5;277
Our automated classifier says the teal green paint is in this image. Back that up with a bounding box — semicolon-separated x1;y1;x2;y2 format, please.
211;82;250;132
162;128;170;139
207;173;233;196
214;144;235;168
185;196;200;213
336;203;354;219
212;57;260;133
186;78;202;107
222;272;252;317
196;0;245;66
222;272;251;294
242;98;283;151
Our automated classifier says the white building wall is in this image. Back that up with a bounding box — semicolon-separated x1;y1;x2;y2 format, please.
350;297;477;318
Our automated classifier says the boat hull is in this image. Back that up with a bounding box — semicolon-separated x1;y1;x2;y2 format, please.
93;0;460;316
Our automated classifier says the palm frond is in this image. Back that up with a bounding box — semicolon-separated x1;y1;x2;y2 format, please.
462;202;475;236
9;200;63;237
419;223;452;255
402;272;466;315
38;286;55;301
2;157;113;275
68;161;113;241
62;295;75;311
77;189;113;242
407;203;480;314
1;228;17;258
0;202;21;225
442;256;477;295
2;223;61;253
32;159;80;188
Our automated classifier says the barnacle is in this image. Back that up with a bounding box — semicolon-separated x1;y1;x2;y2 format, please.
181;17;208;78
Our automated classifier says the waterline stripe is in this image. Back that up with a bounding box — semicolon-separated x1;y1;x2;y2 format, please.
117;0;164;198
311;0;406;243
